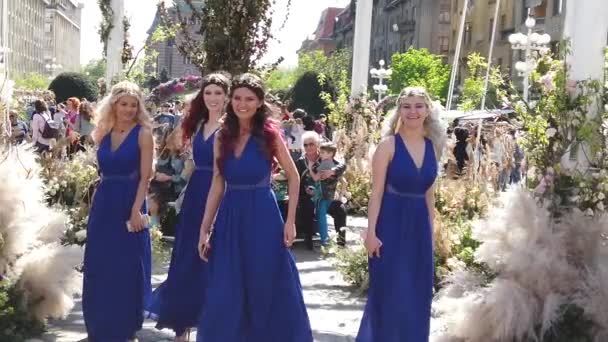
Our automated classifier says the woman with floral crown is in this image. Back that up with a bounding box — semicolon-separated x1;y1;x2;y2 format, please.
83;81;154;342
357;86;446;342
145;72;230;342
196;73;312;341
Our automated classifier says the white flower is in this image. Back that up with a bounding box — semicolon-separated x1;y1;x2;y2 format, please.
75;230;87;242
585;208;595;216
599;193;606;201
597;202;605;212
546;128;557;138
570;196;580;203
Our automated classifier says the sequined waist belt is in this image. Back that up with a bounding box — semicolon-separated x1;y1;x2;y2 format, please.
100;171;139;182
226;178;271;191
386;184;425;198
194;165;213;171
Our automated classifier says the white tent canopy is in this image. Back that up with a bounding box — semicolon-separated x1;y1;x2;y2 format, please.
441;109;514;121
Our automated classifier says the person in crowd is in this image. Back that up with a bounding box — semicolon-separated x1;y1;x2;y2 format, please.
196;73;312;341
489;134;508;192
452;126;469;174
287;117;305;160
314;113;327;137
76;101;96;148
26;101;36;121
30;99;55;153
292;108;306;120
280;103;292;121
272;167;289;221
357;86;445;342
306;142;342;246
510;129;525;184
66;97;80;133
83;81;154;342
8;110;28;145
146;73;229;342
466;132;486;174
173;100;184;124
53;103;68;137
148;129;187;230
65;97;81;155
301;114;316;132
295;132;347;249
153;102;177;140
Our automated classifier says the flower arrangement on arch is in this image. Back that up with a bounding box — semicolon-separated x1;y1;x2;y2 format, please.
147;75;202;104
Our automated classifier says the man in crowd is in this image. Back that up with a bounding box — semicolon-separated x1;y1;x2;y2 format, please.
9;110;28;145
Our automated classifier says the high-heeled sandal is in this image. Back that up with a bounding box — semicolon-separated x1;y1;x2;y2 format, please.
174;328;191;342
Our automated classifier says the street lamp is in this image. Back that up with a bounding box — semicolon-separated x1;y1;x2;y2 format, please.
370;59;392;102
508;15;551;102
45;58;62;79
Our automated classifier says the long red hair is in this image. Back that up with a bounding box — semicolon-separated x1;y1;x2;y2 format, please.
217;73;282;174
181;73;231;146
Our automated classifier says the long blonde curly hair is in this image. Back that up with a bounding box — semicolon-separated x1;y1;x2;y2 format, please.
93;81;151;139
381;86;447;160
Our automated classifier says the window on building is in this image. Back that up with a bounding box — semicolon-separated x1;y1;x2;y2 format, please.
497;57;503;69
500;14;507;32
489;18;494;41
439;9;450;23
531;0;547;19
553;0;562;16
464;23;472;46
438;36;449;53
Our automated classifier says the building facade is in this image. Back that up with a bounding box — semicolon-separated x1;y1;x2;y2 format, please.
1;0;48;78
448;0;562;87
0;0;82;79
449;0;516;84
333;3;355;51
298;7;343;55
370;0;452;64
44;0;83;77
513;0;563;50
146;0;204;79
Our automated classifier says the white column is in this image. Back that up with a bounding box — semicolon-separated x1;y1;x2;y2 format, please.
562;0;608;168
350;0;373;97
563;0;608;83
105;0;125;84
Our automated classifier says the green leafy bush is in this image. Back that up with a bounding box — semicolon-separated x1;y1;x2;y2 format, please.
48;72;98;104
0;282;45;341
390;47;450;101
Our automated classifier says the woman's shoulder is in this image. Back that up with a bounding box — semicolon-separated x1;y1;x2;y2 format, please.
377;135;396;150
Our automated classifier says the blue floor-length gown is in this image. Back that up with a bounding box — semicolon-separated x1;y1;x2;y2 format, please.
196;137;313;342
83;124;152;341
145;127;215;335
356;135;437;342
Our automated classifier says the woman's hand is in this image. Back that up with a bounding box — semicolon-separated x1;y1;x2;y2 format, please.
198;226;212;262
128;210;144;232
155;173;172;182
283;221;296;247
364;231;382;258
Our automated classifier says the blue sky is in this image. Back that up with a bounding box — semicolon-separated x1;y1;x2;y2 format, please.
80;0;350;68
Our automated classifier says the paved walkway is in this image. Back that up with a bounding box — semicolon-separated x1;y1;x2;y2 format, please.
39;217;370;342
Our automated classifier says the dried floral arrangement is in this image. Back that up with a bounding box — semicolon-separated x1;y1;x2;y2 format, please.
0;144;83;339
332;95;383;215
38;150;169;262
433;45;608;341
